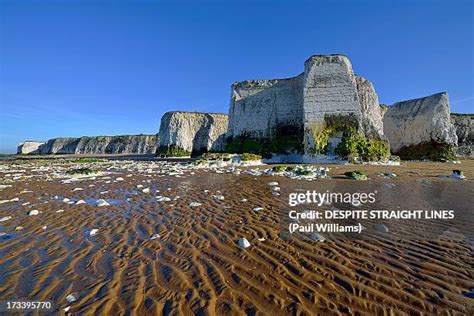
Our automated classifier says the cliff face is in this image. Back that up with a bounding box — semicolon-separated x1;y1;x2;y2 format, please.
451;114;474;157
17;141;45;154
76;135;157;154
36;135;158;154
158;112;228;156
228;75;304;141
383;92;458;157
38;138;81;154
226;54;385;156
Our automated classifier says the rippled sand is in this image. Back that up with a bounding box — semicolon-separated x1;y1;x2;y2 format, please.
0;159;473;315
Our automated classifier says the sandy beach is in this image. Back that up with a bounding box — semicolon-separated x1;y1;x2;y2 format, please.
0;158;473;315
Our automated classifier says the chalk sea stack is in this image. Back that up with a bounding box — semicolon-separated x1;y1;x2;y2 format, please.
157;111;228;157
17;141;45;154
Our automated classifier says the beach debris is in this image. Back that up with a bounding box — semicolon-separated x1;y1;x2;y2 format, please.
374;223;389;233
252;207;264;212
238;237;251;249
89;229;98;236
56;209;65;213
76;199;86;205
267;181;279;186
62;198;71;203
42;226;47;230
150;233;160;240
156;196;171;202
22;202;31;206
72;187;83;191
136;184;144;189
258;237;266;241
116;177;124;181
345;170;368;180
272;191;281;196
189;202;202;207
0;232;9;240
241;198;248;202
96;199;110;207
0;216;12;222
142;187;150;193
64;306;71;312
15;226;24;231
28;210;40;216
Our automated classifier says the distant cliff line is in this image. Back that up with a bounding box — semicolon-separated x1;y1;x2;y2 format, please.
18;134;158;155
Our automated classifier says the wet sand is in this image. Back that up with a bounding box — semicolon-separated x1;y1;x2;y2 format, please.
0;159;473;315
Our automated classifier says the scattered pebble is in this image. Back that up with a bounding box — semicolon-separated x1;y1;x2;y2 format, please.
89;229;98;236
238;237;251;249
142;188;150;193
66;293;77;303
76;200;86;205
156;196;171;202
15;226;24;231
211;195;225;201
189;202;202;207
150;233;160;240
252;207;264;212
56;209;65;213
267;181;279;186
28;210;39;216
96;199;110;207
0;216;12;222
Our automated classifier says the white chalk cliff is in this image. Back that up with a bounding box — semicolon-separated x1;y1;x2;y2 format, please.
158;112;228;156
383;92;457;153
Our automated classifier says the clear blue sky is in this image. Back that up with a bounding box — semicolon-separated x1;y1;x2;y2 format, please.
1;0;473;153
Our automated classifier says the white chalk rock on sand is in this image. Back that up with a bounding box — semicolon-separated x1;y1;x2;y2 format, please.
150;233;160;240
252;207;263;212
156;196;171;202
189;202;202;207
28;210;39;216
96;199;110;207
89;229;98;236
62;198;70;203
76;200;86;205
142;188;150;193
267;182;279;186
238;238;251;249
0;216;12;222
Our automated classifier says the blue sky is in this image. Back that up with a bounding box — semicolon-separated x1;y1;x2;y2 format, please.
1;0;472;153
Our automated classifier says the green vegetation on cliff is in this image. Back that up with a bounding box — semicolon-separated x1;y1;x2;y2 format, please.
156;146;191;157
396;142;457;161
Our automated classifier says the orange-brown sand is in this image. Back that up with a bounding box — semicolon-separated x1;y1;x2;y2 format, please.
0;158;473;315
